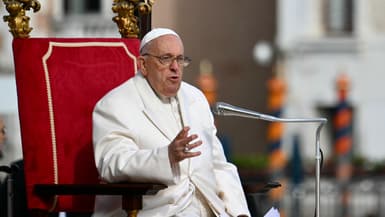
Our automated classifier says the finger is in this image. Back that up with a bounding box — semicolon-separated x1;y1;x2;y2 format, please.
176;127;190;139
174;145;201;162
183;145;190;153
183;150;201;159
186;140;202;151
177;134;198;147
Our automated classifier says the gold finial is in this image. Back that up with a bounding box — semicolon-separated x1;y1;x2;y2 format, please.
137;0;155;14
112;0;155;38
2;0;41;38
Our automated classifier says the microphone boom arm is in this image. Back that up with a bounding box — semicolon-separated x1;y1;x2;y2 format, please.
214;102;327;123
214;102;327;217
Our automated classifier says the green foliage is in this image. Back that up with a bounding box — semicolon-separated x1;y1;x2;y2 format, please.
351;154;385;174
231;154;269;170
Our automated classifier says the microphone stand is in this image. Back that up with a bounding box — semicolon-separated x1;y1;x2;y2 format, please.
214;102;327;217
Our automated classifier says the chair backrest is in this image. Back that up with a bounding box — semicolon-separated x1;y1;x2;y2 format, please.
13;38;139;212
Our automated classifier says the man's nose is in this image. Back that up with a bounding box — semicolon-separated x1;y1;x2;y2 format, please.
169;59;180;71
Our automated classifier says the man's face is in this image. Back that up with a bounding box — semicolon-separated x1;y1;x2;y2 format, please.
139;35;185;97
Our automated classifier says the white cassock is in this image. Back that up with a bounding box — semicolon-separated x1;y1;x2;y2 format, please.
92;73;251;217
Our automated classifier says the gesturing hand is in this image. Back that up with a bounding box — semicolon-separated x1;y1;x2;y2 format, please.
168;126;202;164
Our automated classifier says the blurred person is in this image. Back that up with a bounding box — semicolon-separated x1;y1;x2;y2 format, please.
0;115;23;182
0;115;28;217
0;116;8;217
92;28;250;217
0;116;7;182
0;116;5;159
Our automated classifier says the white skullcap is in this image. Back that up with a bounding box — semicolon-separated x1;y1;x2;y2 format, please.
140;28;180;52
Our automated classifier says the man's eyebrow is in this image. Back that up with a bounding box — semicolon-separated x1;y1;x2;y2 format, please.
159;53;173;57
159;52;184;57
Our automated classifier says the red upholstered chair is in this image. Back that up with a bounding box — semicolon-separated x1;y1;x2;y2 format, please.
0;1;164;216
12;38;164;216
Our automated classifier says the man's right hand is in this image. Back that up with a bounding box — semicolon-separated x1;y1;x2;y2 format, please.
168;126;202;164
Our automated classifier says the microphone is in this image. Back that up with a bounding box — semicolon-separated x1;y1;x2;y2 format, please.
213;102;327;123
214;102;277;121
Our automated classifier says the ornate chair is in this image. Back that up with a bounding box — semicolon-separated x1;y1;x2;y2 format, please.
1;1;164;217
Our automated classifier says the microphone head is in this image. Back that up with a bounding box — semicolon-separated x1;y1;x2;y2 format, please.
213;102;232;116
212;102;222;116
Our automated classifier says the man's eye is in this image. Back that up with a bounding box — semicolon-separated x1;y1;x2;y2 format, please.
160;56;172;61
176;56;184;61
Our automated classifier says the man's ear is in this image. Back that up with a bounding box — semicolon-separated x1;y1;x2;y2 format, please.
138;56;148;76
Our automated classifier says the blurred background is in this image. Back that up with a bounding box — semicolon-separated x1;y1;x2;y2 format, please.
1;0;385;216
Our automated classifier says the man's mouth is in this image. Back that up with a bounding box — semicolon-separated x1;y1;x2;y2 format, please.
170;75;179;81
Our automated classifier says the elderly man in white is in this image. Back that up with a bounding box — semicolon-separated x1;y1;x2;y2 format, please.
92;28;251;217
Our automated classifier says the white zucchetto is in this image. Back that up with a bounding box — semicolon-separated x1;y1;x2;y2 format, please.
140;28;180;52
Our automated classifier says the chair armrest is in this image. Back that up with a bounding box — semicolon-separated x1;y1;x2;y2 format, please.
34;182;166;215
0;165;12;174
34;182;166;196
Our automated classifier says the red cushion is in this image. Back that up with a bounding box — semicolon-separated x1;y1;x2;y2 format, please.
13;38;139;211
